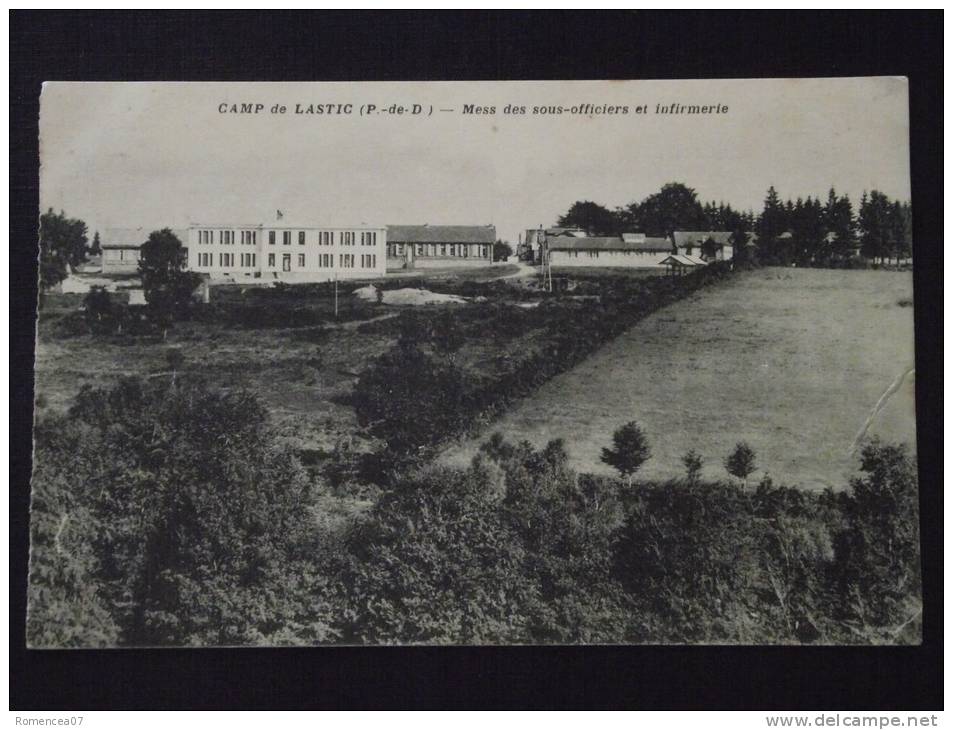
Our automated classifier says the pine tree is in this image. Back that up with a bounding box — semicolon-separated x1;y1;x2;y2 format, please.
601;421;651;486
824;188;856;262
756;187;787;264
725;442;757;489
888;201;911;264
859;191;892;262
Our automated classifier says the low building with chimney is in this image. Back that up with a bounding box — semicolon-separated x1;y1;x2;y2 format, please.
546;233;674;268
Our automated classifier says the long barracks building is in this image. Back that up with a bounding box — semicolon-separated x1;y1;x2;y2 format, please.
187;223;387;282
385;224;496;269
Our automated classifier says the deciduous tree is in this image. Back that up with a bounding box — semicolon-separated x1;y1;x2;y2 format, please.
556;201;621;236
39;208;88;293
493;239;513;262
138;228;202;338
630;182;708;238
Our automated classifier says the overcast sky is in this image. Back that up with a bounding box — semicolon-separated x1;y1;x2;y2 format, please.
40;78;910;244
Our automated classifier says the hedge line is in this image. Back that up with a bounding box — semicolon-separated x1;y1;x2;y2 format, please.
353;262;735;459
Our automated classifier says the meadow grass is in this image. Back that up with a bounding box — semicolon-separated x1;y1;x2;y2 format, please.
444;267;916;490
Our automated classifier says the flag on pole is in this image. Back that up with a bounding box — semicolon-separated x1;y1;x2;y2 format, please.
276;209;284;220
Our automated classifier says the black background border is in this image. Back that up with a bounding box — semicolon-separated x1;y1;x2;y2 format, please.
10;10;943;710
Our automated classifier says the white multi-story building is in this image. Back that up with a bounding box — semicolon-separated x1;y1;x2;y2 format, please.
187;223;387;282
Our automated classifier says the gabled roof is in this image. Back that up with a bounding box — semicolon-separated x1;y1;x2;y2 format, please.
547;227;587;237
387;224;496;244
527;227;587;237
672;231;734;247
549;236;672;252
101;227;150;249
660;254;708;267
101;227;189;249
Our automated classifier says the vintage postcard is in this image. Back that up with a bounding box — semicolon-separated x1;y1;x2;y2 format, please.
30;79;917;647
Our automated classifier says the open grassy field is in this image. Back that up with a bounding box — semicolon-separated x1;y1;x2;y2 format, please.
445;267;916;490
35;309;389;455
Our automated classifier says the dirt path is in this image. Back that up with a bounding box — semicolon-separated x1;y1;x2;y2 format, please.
492;261;537;280
327;312;399;331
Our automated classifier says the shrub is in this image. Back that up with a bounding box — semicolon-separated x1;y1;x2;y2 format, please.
48;310;89;339
757;512;835;642
481;436;629;643
29;377;334;646
613;479;763;643
337;463;534;644
83;286;117;335
831;440;921;641
197;301;326;329
682;449;704;484
165;347;185;373
352;343;469;458
27;415;121;647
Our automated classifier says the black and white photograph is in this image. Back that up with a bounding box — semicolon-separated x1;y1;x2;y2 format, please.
27;77;921;650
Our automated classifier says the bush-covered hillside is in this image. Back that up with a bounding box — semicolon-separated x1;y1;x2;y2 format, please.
28;378;921;647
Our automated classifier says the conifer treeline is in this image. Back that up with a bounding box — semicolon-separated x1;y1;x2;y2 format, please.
556;183;913;266
756;186;912;266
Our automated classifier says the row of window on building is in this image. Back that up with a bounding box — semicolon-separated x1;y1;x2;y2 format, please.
195;230;379;247
103;248;141;262
560;250;661;258
387;243;490;257
194;252;377;270
197;253;255;267
196;230;255;245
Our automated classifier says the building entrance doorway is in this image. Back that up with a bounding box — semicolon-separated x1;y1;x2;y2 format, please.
282;254;291;272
